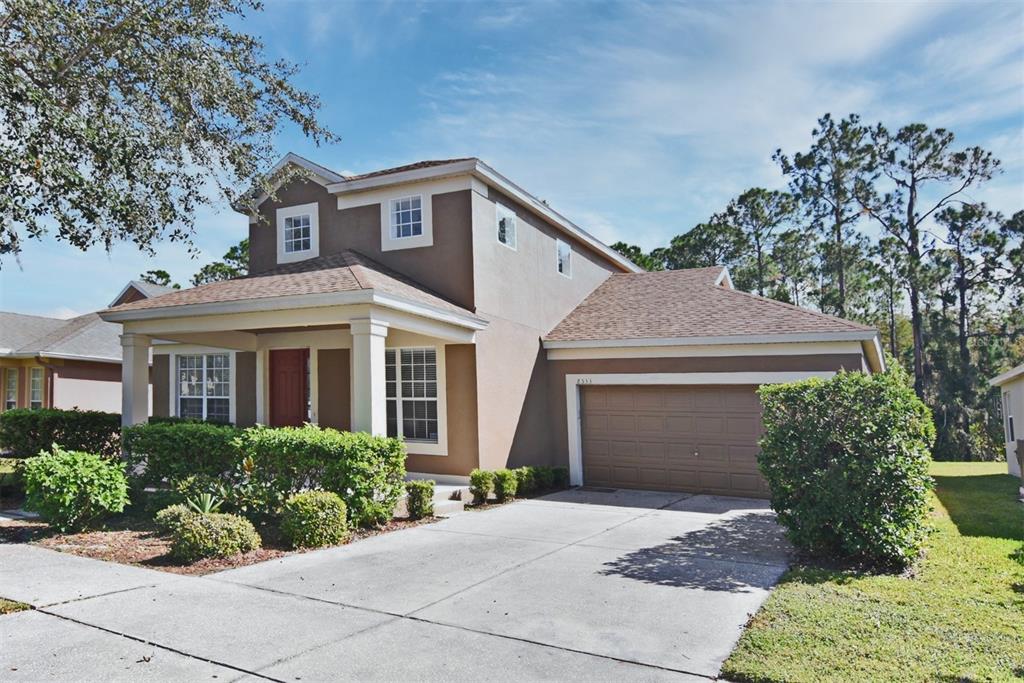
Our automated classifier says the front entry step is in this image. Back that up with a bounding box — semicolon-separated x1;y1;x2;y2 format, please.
395;482;470;519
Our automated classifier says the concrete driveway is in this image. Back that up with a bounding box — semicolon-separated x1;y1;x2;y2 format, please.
0;489;790;681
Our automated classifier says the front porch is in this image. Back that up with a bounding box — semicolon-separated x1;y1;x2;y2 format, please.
101;253;487;476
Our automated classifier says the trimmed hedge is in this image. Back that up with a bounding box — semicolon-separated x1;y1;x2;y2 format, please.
514;467;536;496
170;512;261;562
22;446;129;532
236;425;407;526
405;480;434;520
0;408;121;458
281;491;349;549
469;469;494;505
493;469;518;502
122;421;242;486
757;366;935;569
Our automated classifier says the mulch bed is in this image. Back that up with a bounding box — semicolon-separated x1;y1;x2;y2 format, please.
0;514;440;576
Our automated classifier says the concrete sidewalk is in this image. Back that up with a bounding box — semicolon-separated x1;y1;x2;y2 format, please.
1;490;790;681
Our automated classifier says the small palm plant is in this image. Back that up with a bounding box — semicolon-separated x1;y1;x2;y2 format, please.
186;492;222;515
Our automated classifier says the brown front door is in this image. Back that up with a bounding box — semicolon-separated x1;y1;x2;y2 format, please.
270;349;309;427
580;384;769;498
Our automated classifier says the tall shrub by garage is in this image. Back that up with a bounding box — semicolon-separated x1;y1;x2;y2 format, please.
122;421;242;486
757;365;935;569
0;408;121;458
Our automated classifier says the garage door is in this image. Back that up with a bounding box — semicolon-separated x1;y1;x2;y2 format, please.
580;384;769;498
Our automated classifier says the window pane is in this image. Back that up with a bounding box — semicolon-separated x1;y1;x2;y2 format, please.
179;398;204;420
206;398;230;423
386;400;397;438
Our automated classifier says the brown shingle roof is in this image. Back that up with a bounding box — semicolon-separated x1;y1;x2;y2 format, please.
345;158;476;182
105;250;476;318
545;268;875;343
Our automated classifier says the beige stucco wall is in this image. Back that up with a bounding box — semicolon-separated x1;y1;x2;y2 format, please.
470;186;623;470
52;361;123;413
998;376;1024;477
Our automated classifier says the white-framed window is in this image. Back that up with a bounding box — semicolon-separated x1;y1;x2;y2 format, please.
385;348;438;444
496;203;517;250
29;367;43;410
390;195;423;239
276;202;319;263
3;368;17;410
556;239;572;278
283;214;312;253
176;353;231;422
1003;392;1015;443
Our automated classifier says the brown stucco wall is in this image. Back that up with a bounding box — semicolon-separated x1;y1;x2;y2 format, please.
317;348;350;431
152;355;169;417
53;360;121;382
235;351;257;427
111;285;147;307
251;181;475;311
544;353;865;463
406;344;479;476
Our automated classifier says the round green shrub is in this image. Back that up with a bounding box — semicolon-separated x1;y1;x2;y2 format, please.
757;366;935;570
469;469;494;505
280;491;349;549
154;504;196;535
534;466;555;490
551;466;570;489
22;446;129;532
404;480;435;520
170;512;261;562
493;469;518;502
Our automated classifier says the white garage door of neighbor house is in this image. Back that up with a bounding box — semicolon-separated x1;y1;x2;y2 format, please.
580;384;769;498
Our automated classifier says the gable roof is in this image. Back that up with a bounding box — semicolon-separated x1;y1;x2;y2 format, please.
991;363;1024;387
102;250;486;328
247;153;641;275
109;279;178;307
0;312;122;362
544;268;877;345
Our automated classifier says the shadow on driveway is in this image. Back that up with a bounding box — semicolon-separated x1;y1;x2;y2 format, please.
598;513;788;593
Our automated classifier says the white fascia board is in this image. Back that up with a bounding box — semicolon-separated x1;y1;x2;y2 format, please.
991;363;1024;387
544;330;879;349
241;152;348;219
326;159;641;274
863;335;886;373
108;281;141;308
100;289;488;332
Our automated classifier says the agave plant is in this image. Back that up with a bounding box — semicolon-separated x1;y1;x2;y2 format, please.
186;492;223;515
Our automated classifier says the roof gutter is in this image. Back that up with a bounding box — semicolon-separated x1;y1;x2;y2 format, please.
326;159;642;274
991;363;1024;387
543;330;881;349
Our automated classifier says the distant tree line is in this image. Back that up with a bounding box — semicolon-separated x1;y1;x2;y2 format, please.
613;114;1023;461
139;239;249;290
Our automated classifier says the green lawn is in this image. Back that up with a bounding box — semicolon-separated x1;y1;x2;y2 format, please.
721;461;1024;683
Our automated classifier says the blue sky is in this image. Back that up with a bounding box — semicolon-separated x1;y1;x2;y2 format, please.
2;0;1022;317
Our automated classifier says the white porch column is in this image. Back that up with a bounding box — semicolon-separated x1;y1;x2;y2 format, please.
350;318;389;435
120;333;151;427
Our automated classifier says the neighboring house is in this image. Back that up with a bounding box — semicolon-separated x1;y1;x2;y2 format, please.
0;283;168;414
991;364;1024;488
101;153;884;496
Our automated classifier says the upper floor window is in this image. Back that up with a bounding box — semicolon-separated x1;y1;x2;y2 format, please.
4;369;17;410
556;239;572;278
29;367;43;410
276;202;319;264
283;215;311;253
177;353;231;423
496;204;517;250
391;196;423;239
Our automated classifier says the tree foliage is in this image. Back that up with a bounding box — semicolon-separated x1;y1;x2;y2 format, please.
192;238;249;285
626;113;1021;461
0;0;337;262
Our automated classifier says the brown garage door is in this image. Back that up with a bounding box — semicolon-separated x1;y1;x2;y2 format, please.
580;384;769;498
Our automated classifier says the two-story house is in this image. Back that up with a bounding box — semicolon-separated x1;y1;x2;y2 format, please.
101;153;884;497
